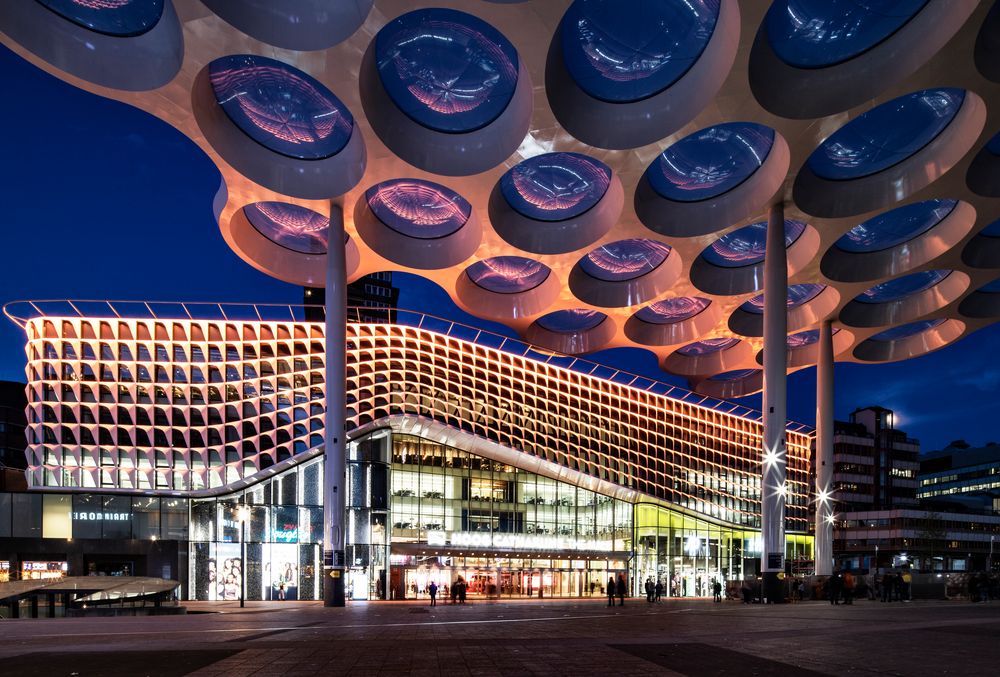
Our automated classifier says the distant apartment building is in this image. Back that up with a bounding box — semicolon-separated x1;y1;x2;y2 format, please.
0;381;27;491
919;441;1000;514
304;272;399;323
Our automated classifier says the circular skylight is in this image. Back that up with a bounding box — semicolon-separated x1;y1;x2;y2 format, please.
244;202;330;255
989;131;1000;155
979;277;1000;293
766;0;930;69
645;122;775;202
677;337;740;356
982;218;1000;238
836;199;957;253
208;54;354;161
499;152;611;221
466;256;550;294
869;318;945;342
579;239;672;282
38;0;164;37
740;283;826;314
856;269;951;304
635;297;711;324
536;309;607;333
560;0;721;103
708;368;761;382
787;327;841;348
807;88;964;180
702;220;806;268
374;8;519;133
365;179;472;240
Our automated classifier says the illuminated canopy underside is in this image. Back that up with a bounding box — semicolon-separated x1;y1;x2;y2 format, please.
2;0;997;395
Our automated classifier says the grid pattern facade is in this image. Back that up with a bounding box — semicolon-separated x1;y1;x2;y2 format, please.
21;315;812;531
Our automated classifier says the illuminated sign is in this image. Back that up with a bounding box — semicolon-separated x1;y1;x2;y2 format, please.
72;511;129;521
274;523;298;543
425;531;613;553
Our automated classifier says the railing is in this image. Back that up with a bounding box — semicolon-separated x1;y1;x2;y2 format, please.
3;299;813;433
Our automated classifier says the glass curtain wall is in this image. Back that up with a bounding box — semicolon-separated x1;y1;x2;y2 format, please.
189;456;323;601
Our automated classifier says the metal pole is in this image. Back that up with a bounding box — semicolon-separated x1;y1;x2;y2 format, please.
815;320;834;576
761;202;788;603
323;203;348;607
240;505;246;609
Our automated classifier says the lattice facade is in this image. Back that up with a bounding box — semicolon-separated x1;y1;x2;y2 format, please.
20;313;812;531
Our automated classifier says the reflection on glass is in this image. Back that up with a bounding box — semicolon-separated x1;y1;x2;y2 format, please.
856;269;950;304
708;368;760;382
536;309;607;333
466;256;550;294
365;179;472;239
766;0;929;69
740;283;826;314
635;297;711;324
702;220;806;268
209;54;354;160
808;88;964;180
579;239;671;282
786;327;840;348
836;199;956;253
676;337;739;356
38;0;164;37
560;0;721;103
646;123;775;202
868;318;945;342
983;218;1000;238
500;152;611;221
244;202;330;255
979;277;1000;294
988;131;1000;156
375;8;519;133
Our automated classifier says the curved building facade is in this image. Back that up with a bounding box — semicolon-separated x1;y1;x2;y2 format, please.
6;302;812;600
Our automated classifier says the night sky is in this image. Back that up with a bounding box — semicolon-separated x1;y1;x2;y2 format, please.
2;45;998;453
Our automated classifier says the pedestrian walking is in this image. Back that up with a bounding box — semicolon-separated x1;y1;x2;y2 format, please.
645;578;654;603
428;581;438;607
607;576;616;607
616;573;627;606
655;579;663;603
712;579;722;603
843;569;855;605
881;573;894;602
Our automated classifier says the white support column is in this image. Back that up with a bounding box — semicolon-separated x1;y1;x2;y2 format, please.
761;202;787;601
323;203;347;607
814;320;835;576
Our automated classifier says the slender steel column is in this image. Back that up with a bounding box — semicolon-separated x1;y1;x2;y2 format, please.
761;202;787;602
814;320;835;576
323;203;347;607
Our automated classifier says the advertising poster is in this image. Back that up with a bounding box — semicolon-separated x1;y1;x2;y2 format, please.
264;543;299;601
209;544;242;601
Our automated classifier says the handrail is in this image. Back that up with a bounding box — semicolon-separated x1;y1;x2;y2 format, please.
2;299;814;433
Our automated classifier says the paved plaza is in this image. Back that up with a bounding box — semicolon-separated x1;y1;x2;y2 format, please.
0;598;997;676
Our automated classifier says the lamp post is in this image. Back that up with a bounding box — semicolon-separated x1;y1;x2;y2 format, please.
990;536;994;572
237;503;250;609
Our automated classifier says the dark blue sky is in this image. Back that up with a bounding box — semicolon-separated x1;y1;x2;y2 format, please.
2;45;997;452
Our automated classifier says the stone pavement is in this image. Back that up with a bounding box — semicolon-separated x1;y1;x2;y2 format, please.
0;597;997;675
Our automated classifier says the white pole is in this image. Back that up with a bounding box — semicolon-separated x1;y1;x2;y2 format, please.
761;203;788;602
323;204;347;607
815;320;834;576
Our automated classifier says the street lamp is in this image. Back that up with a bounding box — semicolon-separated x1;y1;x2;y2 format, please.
237;503;251;609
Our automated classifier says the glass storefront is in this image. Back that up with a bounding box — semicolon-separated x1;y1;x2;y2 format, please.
188;456;323;600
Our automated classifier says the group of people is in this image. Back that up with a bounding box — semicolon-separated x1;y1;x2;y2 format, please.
426;577;467;606
606;573;627;606
643;578;664;603
871;571;913;602
967;571;997;602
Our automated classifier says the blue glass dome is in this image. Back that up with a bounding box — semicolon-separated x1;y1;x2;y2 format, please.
677;337;740;356
702;220;806;268
209;55;354;161
635;297;711;324
579;239;672;282
988;131;1000;156
979;277;1000;294
244;202;330;255
466;256;550;294
766;0;929;69
787;327;841;348
856;269;950;304
374;8;519;133
38;0;164;37
536;309;607;333
836;199;957;253
559;0;721;103
869;318;945;342
499;153;611;221
982;218;1000;238
708;368;761;382
740;283;826;314
646;123;775;202
365;179;472;239
807;88;965;180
